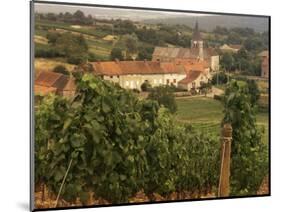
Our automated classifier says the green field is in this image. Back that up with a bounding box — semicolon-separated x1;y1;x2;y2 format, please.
175;97;269;144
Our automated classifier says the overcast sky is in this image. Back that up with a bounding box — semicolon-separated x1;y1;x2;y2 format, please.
34;3;210;21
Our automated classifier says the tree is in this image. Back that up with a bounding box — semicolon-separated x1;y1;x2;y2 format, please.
247;79;260;106
73;10;85;20
140;81;152;92
211;72;228;85
226;32;242;45
222;80;268;195
88;52;97;62
137;47;153;60
46;32;60;44
213;26;228;35
53;33;88;64
110;48;124;60
148;86;177;113
244;37;263;52
53;65;69;75
124;34;138;55
221;52;235;71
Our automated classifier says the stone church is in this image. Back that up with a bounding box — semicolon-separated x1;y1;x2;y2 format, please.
152;21;220;71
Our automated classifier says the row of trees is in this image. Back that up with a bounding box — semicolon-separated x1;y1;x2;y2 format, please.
35;32;89;65
219;48;262;76
213;26;268;52
35;10;94;25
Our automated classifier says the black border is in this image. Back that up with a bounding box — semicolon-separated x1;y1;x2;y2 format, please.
30;0;271;211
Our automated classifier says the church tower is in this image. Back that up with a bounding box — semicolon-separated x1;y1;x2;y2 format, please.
191;21;204;61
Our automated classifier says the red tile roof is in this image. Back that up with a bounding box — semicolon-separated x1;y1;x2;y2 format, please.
35;71;62;87
178;70;203;85
90;61;186;76
152;47;217;60
34;71;76;95
34;85;57;95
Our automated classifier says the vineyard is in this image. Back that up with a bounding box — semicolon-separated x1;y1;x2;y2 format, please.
34;73;268;208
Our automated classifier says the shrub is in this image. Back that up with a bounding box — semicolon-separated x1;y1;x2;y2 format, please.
67;54;88;65
211;72;228;85
88;52;97;62
35;74;221;204
222;80;268;195
140;81;152;92
110;48;124;61
53;65;69;75
148;86;177;113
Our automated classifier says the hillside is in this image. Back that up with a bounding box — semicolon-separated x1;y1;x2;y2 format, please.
143;15;269;33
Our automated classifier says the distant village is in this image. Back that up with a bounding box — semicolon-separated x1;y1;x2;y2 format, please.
34;21;269;97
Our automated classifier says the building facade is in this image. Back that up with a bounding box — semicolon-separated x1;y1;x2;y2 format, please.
152;21;220;71
90;60;198;90
259;50;269;78
178;70;209;91
34;71;76;97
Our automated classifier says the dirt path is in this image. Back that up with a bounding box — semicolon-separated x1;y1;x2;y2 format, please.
257;175;269;195
207;87;224;98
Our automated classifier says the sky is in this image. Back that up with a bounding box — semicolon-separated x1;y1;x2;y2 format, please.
34;3;210;21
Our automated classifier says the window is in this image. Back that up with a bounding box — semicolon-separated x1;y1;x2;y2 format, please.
166;79;170;84
159;79;162;84
192;82;196;88
173;79;176;83
110;76;113;79
125;81;129;86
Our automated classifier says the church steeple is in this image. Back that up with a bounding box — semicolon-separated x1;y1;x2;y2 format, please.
191;21;204;61
192;21;202;41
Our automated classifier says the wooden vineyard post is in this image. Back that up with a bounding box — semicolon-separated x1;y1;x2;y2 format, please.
218;123;232;197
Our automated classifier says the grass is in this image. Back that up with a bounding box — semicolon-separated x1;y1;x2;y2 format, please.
175;97;269;144
35;20;108;38
257;81;269;94
35;20;114;60
34;35;48;45
34;58;76;75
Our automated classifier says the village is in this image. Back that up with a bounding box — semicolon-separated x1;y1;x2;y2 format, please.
34;21;268;97
33;14;269;146
32;4;270;209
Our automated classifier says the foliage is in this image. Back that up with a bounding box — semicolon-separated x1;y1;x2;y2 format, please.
148;86;177;113
35;74;221;204
88;52;97;62
222;80;268;195
247;79;261;106
137;46;154;60
110;48;124;61
226;32;242;45
53;65;69;75
36;10;94;25
113;19;137;35
42;32;89;64
211;72;228;85
35;43;63;58
220;52;235;71
140;81;152;92
123;34;138;55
